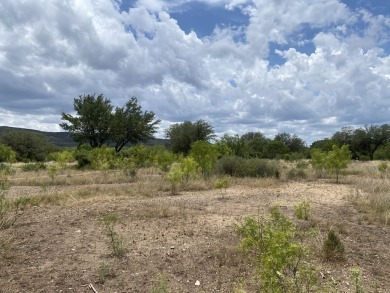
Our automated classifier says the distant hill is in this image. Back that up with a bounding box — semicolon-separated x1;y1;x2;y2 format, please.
0;126;168;148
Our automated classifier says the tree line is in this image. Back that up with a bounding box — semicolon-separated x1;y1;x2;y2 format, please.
1;93;390;162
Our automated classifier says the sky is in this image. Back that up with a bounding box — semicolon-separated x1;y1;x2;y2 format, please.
0;0;390;145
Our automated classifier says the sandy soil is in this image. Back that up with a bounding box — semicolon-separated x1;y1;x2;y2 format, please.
1;179;389;292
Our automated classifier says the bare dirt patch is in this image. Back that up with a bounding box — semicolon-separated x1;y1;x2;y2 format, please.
1;176;390;292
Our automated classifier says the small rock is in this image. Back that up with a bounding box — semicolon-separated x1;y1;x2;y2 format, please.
195;280;200;286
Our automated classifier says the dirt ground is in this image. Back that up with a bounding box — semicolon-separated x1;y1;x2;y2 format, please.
1;175;390;292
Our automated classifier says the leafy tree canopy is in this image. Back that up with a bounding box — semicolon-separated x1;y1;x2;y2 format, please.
111;97;160;152
60;94;113;148
60;94;160;151
165;120;215;154
0;131;56;162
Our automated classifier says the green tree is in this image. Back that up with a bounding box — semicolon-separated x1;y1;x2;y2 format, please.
111;97;160;152
354;124;390;160
165;120;215;154
60;94;113;148
0;131;56;161
311;145;352;183
263;140;289;159
326;145;352;183
274;132;306;153
190;140;219;177
242;132;269;158
0;144;16;163
310;138;338;152
217;134;247;157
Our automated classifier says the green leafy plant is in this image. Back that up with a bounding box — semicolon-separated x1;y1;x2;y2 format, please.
167;163;184;195
51;150;74;170
47;163;59;180
190;140;219;177
350;267;365;293
323;230;345;261
236;207;317;293
311;145;352;183
295;200;311;220
215;175;231;198
100;213;127;258
21;162;46;172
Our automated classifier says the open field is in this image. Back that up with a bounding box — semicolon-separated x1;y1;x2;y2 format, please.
1;162;390;292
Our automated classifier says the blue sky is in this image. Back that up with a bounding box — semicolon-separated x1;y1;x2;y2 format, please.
0;0;390;144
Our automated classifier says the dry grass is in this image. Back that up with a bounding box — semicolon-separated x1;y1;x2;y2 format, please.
5;160;390;227
346;161;390;225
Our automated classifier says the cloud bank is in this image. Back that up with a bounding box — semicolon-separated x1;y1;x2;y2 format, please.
0;0;389;143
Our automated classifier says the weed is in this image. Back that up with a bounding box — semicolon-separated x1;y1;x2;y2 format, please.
150;273;169;293
295;200;311;220
100;213;127;258
323;230;345;261
47;163;59;180
351;267;365;293
21;162;46;172
215;175;231;198
378;161;388;179
236;206;317;293
97;262;116;284
166;163;183;195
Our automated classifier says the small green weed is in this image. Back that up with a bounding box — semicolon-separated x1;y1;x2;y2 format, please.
97;262;116;284
295;200;311;220
150;273;169;293
100;213;127;258
351;267;365;293
215;175;231;198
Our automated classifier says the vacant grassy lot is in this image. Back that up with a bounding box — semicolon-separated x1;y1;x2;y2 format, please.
1;161;389;292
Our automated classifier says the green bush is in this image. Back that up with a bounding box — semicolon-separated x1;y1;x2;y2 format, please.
236;206;317;292
74;145;93;168
21;162;46;172
295;200;311;220
323;230;345;261
0;144;16;163
216;156;279;178
287;167;307;180
0;163;15;175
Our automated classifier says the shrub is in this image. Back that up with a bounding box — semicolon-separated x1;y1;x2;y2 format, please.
190;141;219;177
236;207;317;292
295;200;311;220
21;162;46;172
51;150;74;169
287;167;307;180
167;163;184;195
216;156;279;178
0;144;16;163
323;230;345;261
100;213;127;258
0;163;15;175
